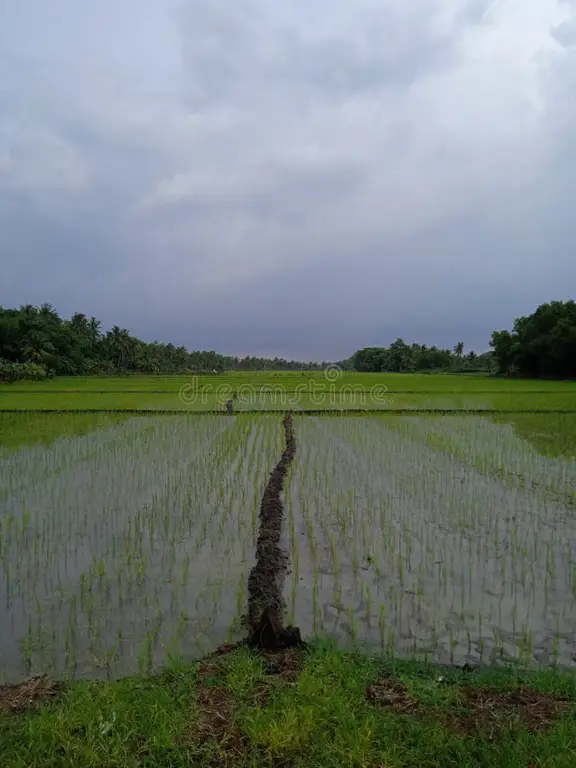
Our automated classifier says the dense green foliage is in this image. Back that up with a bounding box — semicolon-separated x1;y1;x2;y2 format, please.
0;304;323;378
351;338;492;373
490;300;576;378
350;301;576;379
2;299;575;380
0;360;50;383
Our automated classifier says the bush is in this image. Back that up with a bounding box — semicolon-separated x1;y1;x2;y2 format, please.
0;360;49;383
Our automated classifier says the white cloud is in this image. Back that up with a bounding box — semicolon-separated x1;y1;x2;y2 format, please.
1;0;575;357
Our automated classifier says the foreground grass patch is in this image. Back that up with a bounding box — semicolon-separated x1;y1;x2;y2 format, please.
2;643;576;767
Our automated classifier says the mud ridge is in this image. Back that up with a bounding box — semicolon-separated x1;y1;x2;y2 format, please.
245;410;303;649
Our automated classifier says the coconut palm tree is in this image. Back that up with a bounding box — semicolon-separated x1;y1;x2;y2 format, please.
105;326;135;369
453;341;464;371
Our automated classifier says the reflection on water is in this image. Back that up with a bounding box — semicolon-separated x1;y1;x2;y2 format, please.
287;414;576;669
0;414;282;683
1;407;575;683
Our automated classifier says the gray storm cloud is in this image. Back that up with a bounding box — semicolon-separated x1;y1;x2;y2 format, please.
1;0;575;360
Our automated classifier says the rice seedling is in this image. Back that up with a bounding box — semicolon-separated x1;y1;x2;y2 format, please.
2;389;575;683
0;413;283;682
286;413;576;667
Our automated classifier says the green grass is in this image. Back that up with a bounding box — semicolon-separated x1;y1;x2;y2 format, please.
2;642;576;767
1;388;575;412
4;372;576;393
1;373;575;412
0;412;134;452
490;412;576;458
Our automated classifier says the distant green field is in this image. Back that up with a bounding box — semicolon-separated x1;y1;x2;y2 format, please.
4;371;576;392
1;391;576;412
1;372;575;411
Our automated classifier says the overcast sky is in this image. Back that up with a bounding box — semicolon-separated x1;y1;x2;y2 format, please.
1;0;575;360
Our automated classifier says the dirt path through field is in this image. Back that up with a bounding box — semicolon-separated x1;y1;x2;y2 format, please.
245;410;302;648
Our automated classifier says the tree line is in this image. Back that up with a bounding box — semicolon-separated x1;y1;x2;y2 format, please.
490;300;576;378
0;304;323;382
1;299;575;381
350;339;492;374
350;300;576;379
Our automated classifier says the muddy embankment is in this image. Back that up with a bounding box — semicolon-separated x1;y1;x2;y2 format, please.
245;410;303;649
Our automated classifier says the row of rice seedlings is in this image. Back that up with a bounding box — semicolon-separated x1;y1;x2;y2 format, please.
381;414;576;506
286;414;576;668
0;413;283;683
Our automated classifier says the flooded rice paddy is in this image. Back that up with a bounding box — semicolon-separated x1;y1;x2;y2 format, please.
287;414;576;668
1;411;576;681
0;414;282;682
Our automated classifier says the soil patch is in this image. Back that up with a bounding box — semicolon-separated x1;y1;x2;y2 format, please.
195;680;239;745
366;678;421;714
0;675;64;714
367;677;572;738
252;647;307;707
454;685;572;738
176;659;246;767
180;647;306;765
260;646;307;682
